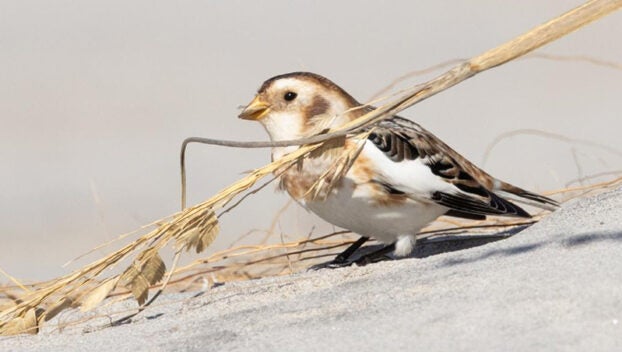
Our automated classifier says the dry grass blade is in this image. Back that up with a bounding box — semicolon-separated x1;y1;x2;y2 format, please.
119;249;166;305
119;267;151;306
0;308;38;335
80;277;120;312
175;211;219;253
136;249;166;286
0;267;30;294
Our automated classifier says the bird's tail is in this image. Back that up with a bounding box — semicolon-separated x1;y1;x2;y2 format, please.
495;181;559;212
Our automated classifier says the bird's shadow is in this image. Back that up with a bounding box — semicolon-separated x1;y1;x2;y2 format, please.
338;226;622;268
409;226;527;259
380;225;528;261
306;225;530;269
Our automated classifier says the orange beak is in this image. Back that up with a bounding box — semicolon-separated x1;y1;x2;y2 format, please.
238;96;270;121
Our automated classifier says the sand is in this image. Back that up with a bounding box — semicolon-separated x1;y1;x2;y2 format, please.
2;187;621;351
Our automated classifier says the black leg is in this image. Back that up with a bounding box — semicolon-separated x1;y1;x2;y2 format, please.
333;236;369;264
308;236;369;270
309;238;397;269
354;243;395;266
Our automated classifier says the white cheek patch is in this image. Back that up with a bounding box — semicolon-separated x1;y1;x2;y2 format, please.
261;111;305;141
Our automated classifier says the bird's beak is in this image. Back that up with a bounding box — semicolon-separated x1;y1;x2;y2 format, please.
238;96;270;121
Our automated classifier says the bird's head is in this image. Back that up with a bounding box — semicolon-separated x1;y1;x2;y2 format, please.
238;72;360;141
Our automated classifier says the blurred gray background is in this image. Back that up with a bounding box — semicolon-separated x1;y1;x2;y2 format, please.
1;1;620;280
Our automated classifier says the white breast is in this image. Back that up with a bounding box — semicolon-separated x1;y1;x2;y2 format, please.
304;180;445;243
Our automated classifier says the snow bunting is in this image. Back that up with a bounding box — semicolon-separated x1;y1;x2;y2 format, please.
239;72;558;266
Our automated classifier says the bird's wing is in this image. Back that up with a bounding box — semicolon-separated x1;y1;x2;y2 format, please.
363;116;558;218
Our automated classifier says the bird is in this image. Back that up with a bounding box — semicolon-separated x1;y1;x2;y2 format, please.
238;72;558;267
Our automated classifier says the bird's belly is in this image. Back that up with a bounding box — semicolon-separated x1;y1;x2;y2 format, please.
304;183;446;244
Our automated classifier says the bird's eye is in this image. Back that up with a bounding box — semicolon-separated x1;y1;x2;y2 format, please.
284;92;297;101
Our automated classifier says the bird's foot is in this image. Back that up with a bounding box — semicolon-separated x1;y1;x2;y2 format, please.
308;249;393;270
307;257;354;271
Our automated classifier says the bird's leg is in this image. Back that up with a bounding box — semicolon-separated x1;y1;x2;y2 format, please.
354;243;396;266
333;236;369;264
308;236;369;270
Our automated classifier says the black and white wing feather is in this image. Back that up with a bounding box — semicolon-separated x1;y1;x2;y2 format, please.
365;116;558;219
